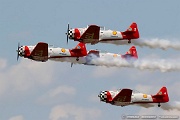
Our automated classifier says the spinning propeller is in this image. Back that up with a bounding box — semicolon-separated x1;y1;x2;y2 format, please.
66;23;70;44
98;91;102;102
16;42;20;61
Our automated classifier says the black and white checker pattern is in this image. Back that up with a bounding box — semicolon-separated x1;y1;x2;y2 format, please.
68;30;74;39
99;91;107;102
18;46;25;56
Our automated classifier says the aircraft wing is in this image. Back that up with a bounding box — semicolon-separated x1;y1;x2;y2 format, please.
30;42;48;61
112;89;132;102
80;25;100;42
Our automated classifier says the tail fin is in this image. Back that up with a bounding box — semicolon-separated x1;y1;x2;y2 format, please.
71;42;87;56
122;22;139;39
156;87;169;102
122;46;138;59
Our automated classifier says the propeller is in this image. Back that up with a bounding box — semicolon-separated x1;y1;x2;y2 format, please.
98;91;102;102
16;42;20;61
66;23;70;44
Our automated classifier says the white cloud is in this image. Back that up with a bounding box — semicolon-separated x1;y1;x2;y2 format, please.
138;107;180;116
0;59;7;69
49;104;101;120
37;85;76;104
91;66;119;78
8;115;24;120
49;85;76;97
0;59;55;96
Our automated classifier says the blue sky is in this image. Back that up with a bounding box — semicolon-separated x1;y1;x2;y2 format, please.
0;0;180;120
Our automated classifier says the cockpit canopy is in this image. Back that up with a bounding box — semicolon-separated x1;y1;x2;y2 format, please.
132;89;141;93
87;25;105;30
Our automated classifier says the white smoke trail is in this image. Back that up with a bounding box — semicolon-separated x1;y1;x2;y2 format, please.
132;59;180;72
100;38;180;50
161;101;180;111
89;57;180;72
137;101;180;111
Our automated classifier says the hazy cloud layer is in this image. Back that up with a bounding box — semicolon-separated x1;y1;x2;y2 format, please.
37;85;76;105
8;115;24;120
0;59;55;96
49;104;101;120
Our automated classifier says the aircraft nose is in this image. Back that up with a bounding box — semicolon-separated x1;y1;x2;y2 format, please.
67;29;74;39
98;91;107;102
98;91;102;97
17;46;24;57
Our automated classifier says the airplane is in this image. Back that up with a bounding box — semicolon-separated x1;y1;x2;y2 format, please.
98;87;169;107
66;22;139;45
16;42;138;66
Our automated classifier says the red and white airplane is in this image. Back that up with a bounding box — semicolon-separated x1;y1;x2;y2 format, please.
16;42;138;66
98;87;169;107
66;22;139;44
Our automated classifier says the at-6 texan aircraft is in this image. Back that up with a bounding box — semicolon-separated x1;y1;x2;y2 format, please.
16;42;138;66
98;87;169;107
66;22;139;44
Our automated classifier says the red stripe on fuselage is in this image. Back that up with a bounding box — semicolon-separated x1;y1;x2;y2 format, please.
152;96;167;103
74;28;81;40
106;91;113;103
49;56;80;59
24;46;31;57
100;38;124;41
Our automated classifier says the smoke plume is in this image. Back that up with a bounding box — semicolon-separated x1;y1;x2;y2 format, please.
100;38;180;50
161;101;180;111
89;57;180;72
137;101;180;111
